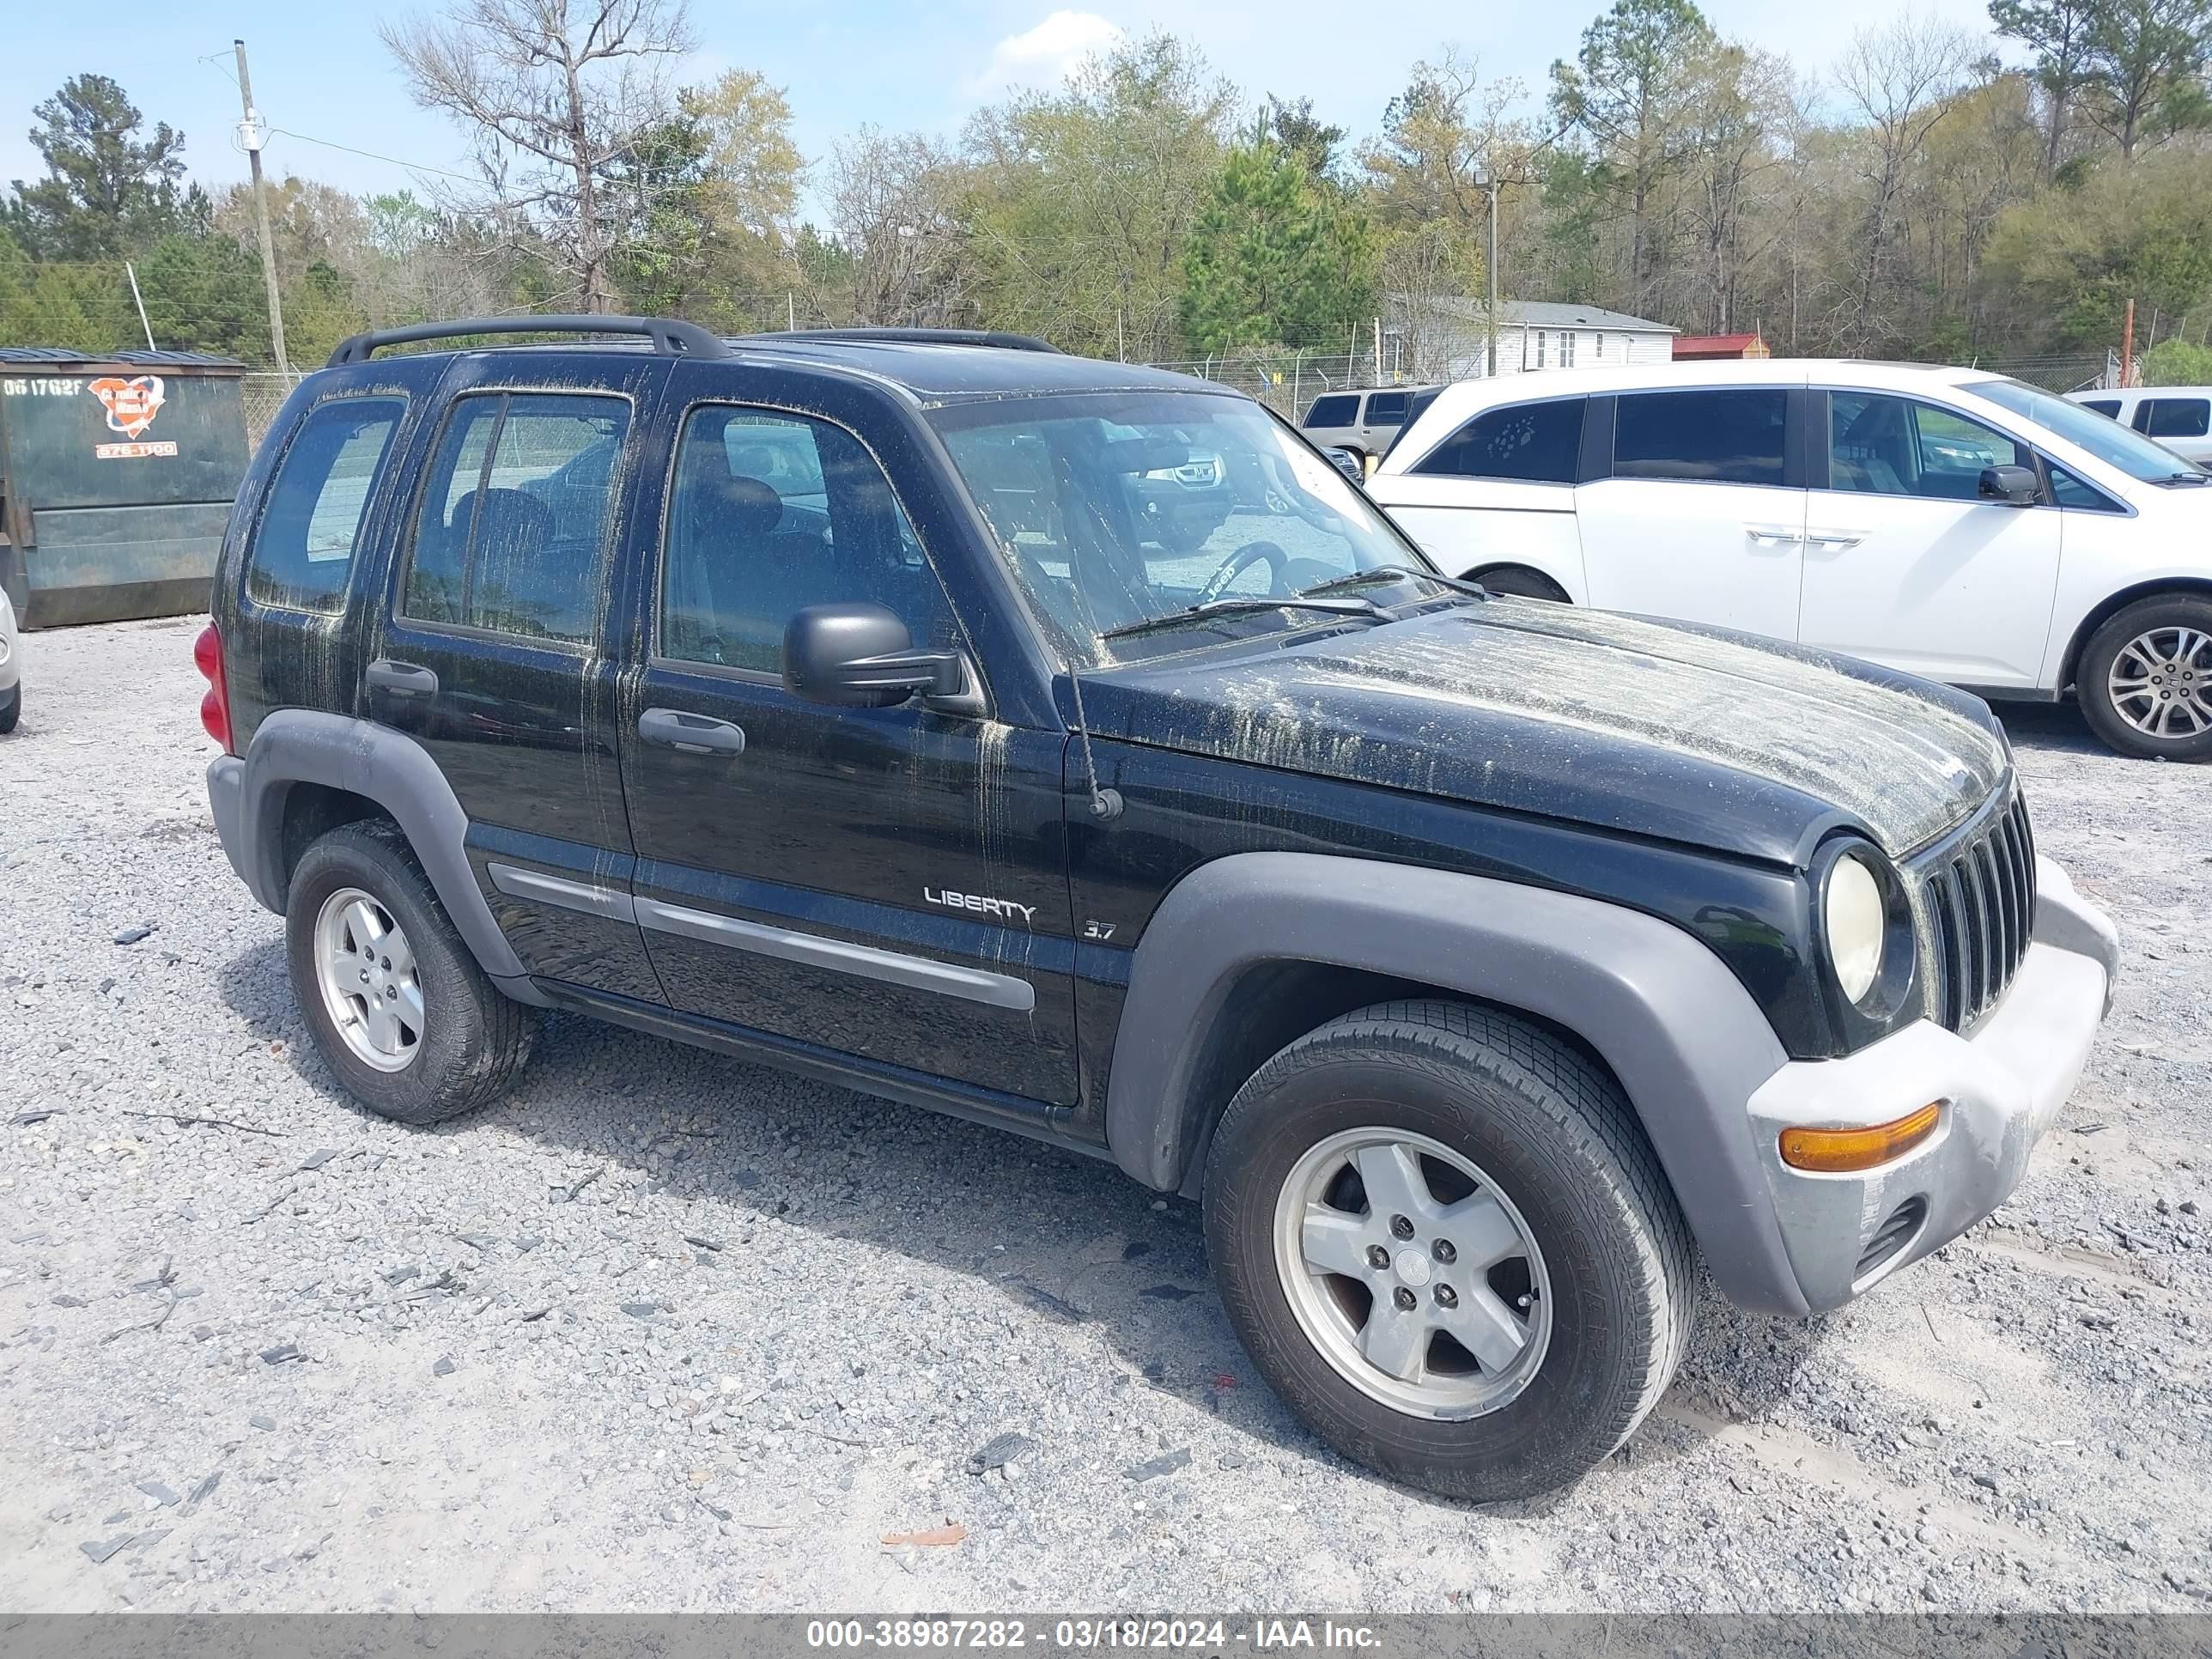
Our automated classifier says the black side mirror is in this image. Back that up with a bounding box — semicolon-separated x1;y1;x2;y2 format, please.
1322;447;1365;484
1979;463;2040;506
782;602;965;708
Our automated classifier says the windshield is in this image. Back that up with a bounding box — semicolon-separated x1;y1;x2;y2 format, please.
929;392;1431;663
1969;378;2204;483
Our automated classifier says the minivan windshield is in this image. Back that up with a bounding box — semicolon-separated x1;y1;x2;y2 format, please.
1970;378;2208;483
928;392;1437;664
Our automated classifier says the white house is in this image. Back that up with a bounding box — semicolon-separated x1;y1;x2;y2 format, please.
1383;297;1675;383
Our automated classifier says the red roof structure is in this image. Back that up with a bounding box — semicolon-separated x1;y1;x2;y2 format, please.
1673;333;1771;361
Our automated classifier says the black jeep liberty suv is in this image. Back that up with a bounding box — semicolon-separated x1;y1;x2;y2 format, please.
199;317;2120;1501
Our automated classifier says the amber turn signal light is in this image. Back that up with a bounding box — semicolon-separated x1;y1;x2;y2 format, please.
1779;1102;1943;1173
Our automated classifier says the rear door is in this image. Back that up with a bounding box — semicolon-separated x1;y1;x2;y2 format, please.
1571;383;1808;639
1358;389;1411;456
1796;388;2061;690
365;352;669;1001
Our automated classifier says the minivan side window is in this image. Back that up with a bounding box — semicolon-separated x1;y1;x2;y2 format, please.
2081;399;2122;418
246;398;406;614
1412;399;1585;483
2142;398;2210;439
1827;392;2028;501
1613;389;1787;485
661;405;957;674
1304;394;1358;428
1364;391;1411;427
403;392;629;647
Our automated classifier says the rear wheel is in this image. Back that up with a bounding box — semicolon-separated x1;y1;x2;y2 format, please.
0;683;17;734
2078;594;2212;761
1203;1000;1693;1502
285;820;533;1124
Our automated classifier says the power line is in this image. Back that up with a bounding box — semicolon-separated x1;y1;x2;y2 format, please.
264;128;481;185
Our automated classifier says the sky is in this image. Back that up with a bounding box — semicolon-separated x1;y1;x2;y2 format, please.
1;0;2012;220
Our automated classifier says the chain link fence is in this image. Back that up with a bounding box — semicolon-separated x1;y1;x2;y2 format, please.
1946;353;2114;392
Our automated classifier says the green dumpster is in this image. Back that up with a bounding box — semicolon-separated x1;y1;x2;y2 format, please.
0;347;252;629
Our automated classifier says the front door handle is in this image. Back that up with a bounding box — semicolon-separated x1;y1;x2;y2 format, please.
1744;525;1803;546
639;707;746;757
366;659;439;698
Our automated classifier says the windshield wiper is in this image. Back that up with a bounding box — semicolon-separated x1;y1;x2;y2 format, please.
1297;565;1493;602
2153;470;2210;485
1100;593;1391;643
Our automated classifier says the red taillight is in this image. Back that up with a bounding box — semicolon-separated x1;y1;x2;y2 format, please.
193;622;234;755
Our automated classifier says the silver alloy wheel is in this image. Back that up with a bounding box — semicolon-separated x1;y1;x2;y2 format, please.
2108;626;2212;739
1272;1127;1553;1419
312;886;423;1073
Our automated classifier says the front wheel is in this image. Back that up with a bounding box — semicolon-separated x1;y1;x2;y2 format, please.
1203;1000;1694;1502
2078;594;2212;761
0;683;17;734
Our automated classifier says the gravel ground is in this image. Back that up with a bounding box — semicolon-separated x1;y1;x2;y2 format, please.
2;616;2209;1614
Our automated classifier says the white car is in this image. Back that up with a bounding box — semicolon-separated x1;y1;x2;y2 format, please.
1366;359;2212;760
0;587;19;734
2067;386;2212;469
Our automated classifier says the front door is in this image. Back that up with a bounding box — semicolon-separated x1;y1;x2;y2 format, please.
366;355;667;1002
1797;390;2062;690
1572;385;1807;641
618;371;1078;1105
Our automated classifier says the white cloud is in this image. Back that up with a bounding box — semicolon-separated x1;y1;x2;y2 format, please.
970;9;1124;94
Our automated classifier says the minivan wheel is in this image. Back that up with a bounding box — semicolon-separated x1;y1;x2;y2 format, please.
1203;1000;1694;1502
0;683;18;734
2079;594;2212;762
285;820;534;1124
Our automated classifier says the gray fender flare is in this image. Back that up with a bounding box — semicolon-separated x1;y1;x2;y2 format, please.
227;710;542;1000
1102;851;1809;1316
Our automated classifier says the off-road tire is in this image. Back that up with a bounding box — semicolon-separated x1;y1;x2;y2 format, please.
285;819;534;1124
2077;593;2212;762
1203;1000;1695;1503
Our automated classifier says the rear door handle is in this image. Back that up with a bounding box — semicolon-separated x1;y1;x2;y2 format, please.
1806;529;1867;550
1744;525;1803;546
366;659;439;698
639;707;745;757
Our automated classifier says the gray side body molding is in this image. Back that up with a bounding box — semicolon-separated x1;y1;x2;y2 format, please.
214;710;545;1005
1103;852;1808;1316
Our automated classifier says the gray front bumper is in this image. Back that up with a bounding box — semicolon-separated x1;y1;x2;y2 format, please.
1747;855;2118;1311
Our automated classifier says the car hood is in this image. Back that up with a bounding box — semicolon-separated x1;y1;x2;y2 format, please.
1081;599;2010;866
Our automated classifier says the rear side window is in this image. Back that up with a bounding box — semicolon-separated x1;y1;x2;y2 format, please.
1413;399;1584;483
2081;399;2122;418
1364;391;1411;426
247;398;405;613
403;392;629;647
1304;394;1358;428
2142;398;2210;439
1613;389;1787;485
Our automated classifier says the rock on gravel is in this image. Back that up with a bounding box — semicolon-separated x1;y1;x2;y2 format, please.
0;621;2206;1614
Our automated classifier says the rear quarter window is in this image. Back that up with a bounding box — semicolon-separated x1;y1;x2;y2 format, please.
246;397;406;614
1304;394;1358;428
1413;399;1584;483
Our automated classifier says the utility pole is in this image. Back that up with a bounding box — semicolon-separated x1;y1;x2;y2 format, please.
233;40;290;378
1484;175;1500;380
2121;297;2136;388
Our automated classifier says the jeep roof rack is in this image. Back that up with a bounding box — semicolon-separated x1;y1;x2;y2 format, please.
745;327;1061;355
325;314;729;368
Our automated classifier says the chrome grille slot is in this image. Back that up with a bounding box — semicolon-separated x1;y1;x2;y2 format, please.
1912;788;2039;1034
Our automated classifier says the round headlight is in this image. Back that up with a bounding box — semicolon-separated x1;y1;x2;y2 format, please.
1825;852;1887;1005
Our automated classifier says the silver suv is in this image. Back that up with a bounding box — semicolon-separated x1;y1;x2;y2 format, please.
1299;386;1437;470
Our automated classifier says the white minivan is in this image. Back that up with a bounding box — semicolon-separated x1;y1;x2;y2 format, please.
2067;386;2212;469
1366;359;2212;760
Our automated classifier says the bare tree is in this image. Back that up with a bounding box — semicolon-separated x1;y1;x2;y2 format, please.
382;0;693;313
1835;15;1977;349
828;128;974;326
